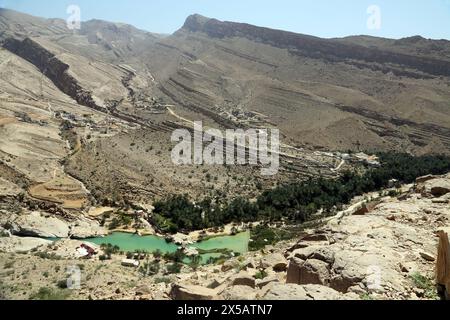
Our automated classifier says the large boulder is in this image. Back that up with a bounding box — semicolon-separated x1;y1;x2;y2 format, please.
302;284;347;300
310;247;336;265
230;272;256;288
69;218;108;239
262;284;309;300
424;178;450;197
287;258;330;285
263;284;344;300
291;246;323;260
260;253;288;272
0;235;52;253
286;257;304;284
329;250;400;293
170;284;216;300
7;212;69;238
220;285;258;300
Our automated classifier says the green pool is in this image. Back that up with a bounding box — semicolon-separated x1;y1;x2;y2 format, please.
86;231;250;263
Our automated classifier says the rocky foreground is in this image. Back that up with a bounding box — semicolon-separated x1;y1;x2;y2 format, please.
0;174;449;300
168;174;450;301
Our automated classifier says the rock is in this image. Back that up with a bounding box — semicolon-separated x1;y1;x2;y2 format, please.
329;250;375;293
135;285;152;296
286;257;304;284
70;218;108;239
170;284;216;300
287;258;330;285
436;228;450;296
184;247;199;256
0;235;52;253
291;246;322;260
242;258;256;269
416;175;436;184
432;198;449;204
230;272;256;288
8;212;69;238
399;262;418;274
171;233;194;246
348;285;367;295
414;288;425;298
310;247;336;265
220;285;258;300
425;178;450;197
207;278;226;289
256;276;279;289
287;240;309;252
301;233;329;242
260;253;288;272
302;284;346;300
221;260;237;272
262;284;309;300
263;284;344;300
420;251;436;262
121;259;140;267
353;205;370;216
0;226;11;238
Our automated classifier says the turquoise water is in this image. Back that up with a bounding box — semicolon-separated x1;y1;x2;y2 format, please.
87;232;179;253
86;231;250;263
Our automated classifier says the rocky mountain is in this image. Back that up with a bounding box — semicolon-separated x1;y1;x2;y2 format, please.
149;14;450;154
0;8;449;301
2;9;450;157
0;7;449;225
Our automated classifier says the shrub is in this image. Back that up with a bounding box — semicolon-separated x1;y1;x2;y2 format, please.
139;261;160;277
410;272;438;299
149;153;450;234
254;270;268;280
154;277;171;284
29;287;70;300
166;263;182;274
56;280;68;289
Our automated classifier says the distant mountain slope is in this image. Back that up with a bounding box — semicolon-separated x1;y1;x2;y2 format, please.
1;9;449;156
141;14;450;154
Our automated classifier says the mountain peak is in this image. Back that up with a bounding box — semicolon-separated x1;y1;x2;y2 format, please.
182;14;213;32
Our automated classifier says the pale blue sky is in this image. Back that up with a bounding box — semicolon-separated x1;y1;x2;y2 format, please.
1;0;450;40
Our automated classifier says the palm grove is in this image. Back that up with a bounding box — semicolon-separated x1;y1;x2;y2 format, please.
151;152;450;234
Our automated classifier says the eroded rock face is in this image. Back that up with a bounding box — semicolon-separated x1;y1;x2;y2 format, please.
287;258;330;286
259;253;288;272
69;218;108;239
425;178;450;197
3;38;102;111
3;212;108;239
181;14;450;78
7;212;69;238
0;235;52;252
170;284;216;300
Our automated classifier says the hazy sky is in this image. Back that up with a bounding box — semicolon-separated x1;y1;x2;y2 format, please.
1;0;450;40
